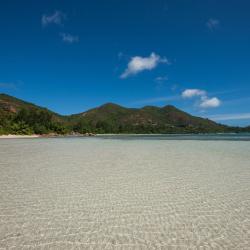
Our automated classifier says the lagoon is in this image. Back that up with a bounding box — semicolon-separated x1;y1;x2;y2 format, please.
0;137;249;249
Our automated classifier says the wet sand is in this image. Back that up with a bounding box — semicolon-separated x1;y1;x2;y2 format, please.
0;138;249;249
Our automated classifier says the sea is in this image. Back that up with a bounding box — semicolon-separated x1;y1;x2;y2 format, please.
0;135;249;249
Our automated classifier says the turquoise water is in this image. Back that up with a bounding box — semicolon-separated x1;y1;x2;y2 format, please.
0;138;249;249
96;133;250;141
3;133;249;141
29;133;250;141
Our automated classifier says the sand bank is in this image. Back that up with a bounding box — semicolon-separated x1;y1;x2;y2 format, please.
0;138;249;249
0;134;40;139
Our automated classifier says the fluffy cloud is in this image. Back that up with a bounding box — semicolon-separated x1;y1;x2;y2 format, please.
42;11;66;26
120;53;169;79
60;33;79;43
182;88;221;109
200;97;221;108
206;18;220;31
182;89;206;98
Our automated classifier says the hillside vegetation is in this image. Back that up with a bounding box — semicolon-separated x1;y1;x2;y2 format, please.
0;93;248;135
0;94;68;135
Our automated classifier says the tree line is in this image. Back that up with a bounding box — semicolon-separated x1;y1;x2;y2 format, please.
0;108;68;135
1;107;249;135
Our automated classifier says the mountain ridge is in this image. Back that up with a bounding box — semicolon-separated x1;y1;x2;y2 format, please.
0;93;249;135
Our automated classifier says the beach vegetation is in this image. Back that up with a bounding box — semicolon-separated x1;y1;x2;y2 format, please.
1;93;250;135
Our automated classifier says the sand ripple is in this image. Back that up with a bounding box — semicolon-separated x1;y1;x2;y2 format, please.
0;138;249;249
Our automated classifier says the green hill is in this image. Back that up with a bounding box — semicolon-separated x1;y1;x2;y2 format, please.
69;103;230;134
0;93;248;135
0;94;68;135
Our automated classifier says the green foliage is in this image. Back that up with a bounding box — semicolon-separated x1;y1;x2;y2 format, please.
0;126;6;135
69;103;234;134
73;119;92;133
13;108;69;135
52;122;69;135
1;93;249;135
10;121;34;135
0;106;69;135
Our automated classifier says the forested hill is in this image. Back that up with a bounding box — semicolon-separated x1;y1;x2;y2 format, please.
0;93;248;135
0;94;67;135
69;103;230;133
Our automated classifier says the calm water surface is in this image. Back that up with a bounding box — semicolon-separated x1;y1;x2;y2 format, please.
97;133;250;141
0;137;249;249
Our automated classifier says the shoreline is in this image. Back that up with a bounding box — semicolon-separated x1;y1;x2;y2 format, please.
0;134;41;139
1;132;249;139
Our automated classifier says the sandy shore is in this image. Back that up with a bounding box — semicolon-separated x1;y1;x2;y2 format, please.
0;134;40;139
0;138;249;249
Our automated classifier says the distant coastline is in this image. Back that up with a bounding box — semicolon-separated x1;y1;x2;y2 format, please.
1;93;250;136
1;132;250;141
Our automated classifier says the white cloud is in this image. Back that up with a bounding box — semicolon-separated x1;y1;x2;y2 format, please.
42;11;66;26
60;33;79;43
120;53;169;79
182;89;206;98
200;97;221;108
182;88;221;109
208;113;250;121
206;18;220;31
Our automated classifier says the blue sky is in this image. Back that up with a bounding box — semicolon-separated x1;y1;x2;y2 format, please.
0;0;249;126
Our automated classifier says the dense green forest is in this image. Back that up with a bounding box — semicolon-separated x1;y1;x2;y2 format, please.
0;94;69;135
0;108;69;135
0;93;249;135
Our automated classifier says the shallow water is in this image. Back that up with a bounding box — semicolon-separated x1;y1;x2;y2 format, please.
0;138;249;249
97;133;250;141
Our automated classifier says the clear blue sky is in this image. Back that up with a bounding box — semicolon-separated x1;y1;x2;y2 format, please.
0;0;249;126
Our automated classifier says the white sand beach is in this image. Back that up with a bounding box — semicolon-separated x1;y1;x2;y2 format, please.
0;137;249;249
0;134;40;139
